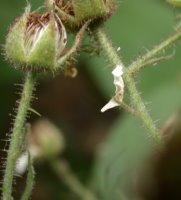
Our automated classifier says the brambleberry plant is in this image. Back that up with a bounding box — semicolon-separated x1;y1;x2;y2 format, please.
1;0;181;199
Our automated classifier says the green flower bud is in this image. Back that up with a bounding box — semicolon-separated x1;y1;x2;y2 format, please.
47;0;116;28
5;6;67;71
72;0;115;23
167;0;181;6
15;119;65;175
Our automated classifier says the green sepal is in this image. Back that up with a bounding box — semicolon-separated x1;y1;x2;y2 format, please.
72;0;108;24
52;0;116;29
27;19;56;70
5;11;27;66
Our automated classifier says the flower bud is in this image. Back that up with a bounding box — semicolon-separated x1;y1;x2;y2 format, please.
47;0;116;28
15;119;65;175
29;119;65;160
5;6;67;71
167;0;181;6
72;0;115;24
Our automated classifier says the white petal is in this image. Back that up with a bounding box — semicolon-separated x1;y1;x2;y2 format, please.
101;64;125;112
112;64;123;77
15;151;29;175
55;14;67;57
101;98;119;112
117;47;121;52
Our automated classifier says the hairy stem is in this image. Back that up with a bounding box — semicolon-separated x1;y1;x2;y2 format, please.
121;101;139;116
94;27;161;142
127;29;181;75
2;72;36;200
55;20;91;71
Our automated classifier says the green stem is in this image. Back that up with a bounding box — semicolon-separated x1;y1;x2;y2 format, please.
2;72;36;200
94;27;161;142
121;101;139;116
21;152;35;200
55;20;91;71
127;29;181;75
51;160;98;200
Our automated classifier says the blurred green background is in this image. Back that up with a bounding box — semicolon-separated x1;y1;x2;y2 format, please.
0;0;181;199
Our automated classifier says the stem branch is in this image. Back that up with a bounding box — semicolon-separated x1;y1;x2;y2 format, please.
94;27;161;142
51;160;98;200
2;72;36;200
55;20;91;71
127;29;181;75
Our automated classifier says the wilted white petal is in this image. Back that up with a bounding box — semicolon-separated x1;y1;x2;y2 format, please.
15;151;29;175
54;14;67;58
117;47;121;52
25;12;67;58
101;98;119;112
101;64;125;112
24;12;49;56
112;64;123;77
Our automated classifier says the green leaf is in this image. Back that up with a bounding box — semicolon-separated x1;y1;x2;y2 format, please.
92;80;181;200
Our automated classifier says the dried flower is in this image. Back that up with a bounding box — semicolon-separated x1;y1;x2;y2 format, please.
101;64;124;112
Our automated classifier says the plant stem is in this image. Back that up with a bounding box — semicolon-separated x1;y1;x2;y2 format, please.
94;27;161;142
51;160;98;200
55;20;91;71
121;101;139;116
127;29;181;75
20;152;35;200
2;72;36;200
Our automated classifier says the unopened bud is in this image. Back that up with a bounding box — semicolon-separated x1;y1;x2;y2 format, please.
30;119;65;159
15;119;65;175
5;5;67;71
47;0;116;28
